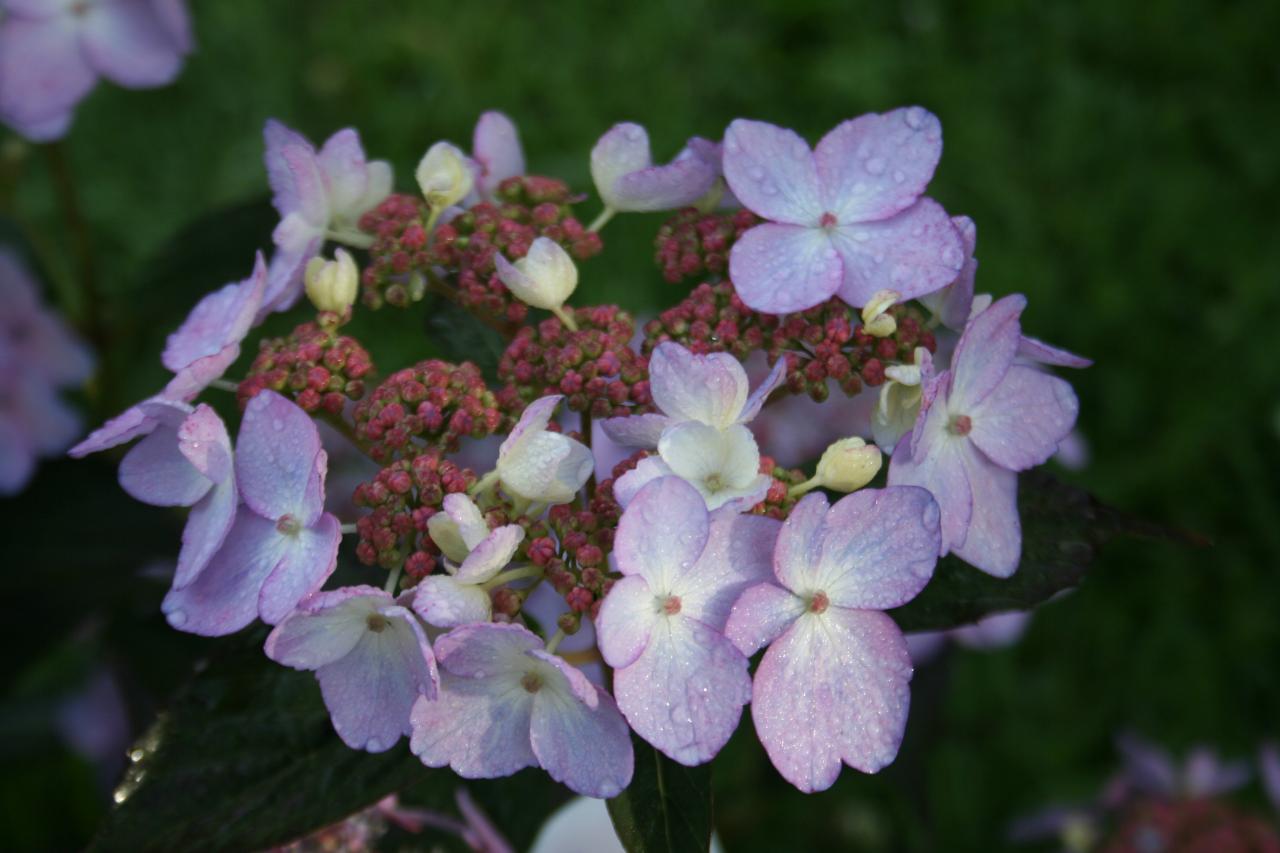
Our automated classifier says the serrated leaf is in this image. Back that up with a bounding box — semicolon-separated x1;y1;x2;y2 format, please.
889;470;1190;632
607;738;714;853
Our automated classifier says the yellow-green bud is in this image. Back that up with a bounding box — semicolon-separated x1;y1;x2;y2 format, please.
416;141;474;211
861;289;899;338
304;248;359;314
815;437;883;492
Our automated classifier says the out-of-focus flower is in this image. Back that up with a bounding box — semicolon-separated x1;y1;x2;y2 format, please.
590;122;718;218
414;494;525;628
530;796;727;853
0;248;93;493
263;121;392;314
266;585;438;752
725;487;939;791
723;108;964;313
889;295;1079;577
0;0;192;141
410;622;633;798
494;395;592;505
598;475;778;765
162;391;340;635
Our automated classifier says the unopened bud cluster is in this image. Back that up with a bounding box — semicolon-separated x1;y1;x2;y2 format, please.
237;321;375;414
653;207;760;284
497;305;652;417
352;452;476;572
643;281;936;400
353;360;505;461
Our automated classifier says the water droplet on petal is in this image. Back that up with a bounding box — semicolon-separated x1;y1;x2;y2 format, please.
941;245;965;268
748;166;765;180
366;737;383;751
905;107;927;130
169;609;188;627
893;170;907;184
865;157;886;176
272;418;284;431
624;126;643;142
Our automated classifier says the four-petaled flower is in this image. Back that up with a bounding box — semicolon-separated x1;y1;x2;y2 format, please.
410;622;634;798
162;390;341;634
266;585;439;753
723;108;965;313
598;475;779;765
888;295;1079;576
413;493;525;628
725;486;940;792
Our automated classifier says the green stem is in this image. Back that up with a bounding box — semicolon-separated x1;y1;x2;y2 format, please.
544;628;566;655
587;206;616;233
787;475;822;500
384;565;402;595
325;227;374;249
551;304;579;331
481;565;544;592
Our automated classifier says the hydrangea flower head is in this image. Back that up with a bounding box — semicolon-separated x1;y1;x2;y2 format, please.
410;622;633;798
0;0;192;141
413;493;525;628
496;395;593;505
263;120;393;313
723;108;964;313
162;390;340;635
888;295;1080;576
590;122;718;214
597;475;779;765
725;486;940;791
266;585;438;752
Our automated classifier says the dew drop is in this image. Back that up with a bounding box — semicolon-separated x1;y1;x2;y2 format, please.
872;252;886;265
790;140;808;159
941;245;964;268
169;609;188;627
473;670;486;679
761;182;778;196
748;166;765;180
624;126;643;142
864;157;886;176
852;231;870;243
271;418;284;431
893;169;906;184
366;737;383;751
904;107;926;130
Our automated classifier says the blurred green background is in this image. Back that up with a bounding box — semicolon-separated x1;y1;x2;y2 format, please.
2;0;1278;849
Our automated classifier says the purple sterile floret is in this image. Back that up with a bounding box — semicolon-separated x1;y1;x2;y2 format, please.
266;585;439;752
597;475;779;765
162;390;340;635
724;486;940;792
409;622;633;798
262;119;392;315
590;122;718;213
0;0;192;141
471;110;525;199
723;108;964;313
888;294;1080;577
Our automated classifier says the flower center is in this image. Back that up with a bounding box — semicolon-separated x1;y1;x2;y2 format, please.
661;595;682;616
521;672;543;693
946;414;972;436
808;591;830;614
819;211;838;230
365;613;389;633
276;514;302;535
704;473;725;493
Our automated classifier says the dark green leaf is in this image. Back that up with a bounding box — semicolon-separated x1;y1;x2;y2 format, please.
889;470;1198;633
89;627;569;853
422;294;509;382
607;737;714;853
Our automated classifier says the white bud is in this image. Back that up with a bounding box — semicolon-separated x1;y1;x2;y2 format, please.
815;437;883;493
861;289;900;337
304;248;359;313
415;141;474;210
495;237;579;311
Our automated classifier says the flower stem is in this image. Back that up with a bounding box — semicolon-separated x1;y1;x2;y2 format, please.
481;565;543;592
551;304;579;331
208;378;240;393
544;628;566;655
384;565;402;595
340;522;359;535
787;476;822;500
587;206;616;233
469;469;500;498
325;227;374;249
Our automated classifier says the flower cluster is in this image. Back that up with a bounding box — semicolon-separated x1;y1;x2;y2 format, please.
0;249;93;493
73;106;1089;799
237;320;374;414
497;305;651;417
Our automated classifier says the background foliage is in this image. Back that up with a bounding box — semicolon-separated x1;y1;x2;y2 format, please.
1;0;1277;849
